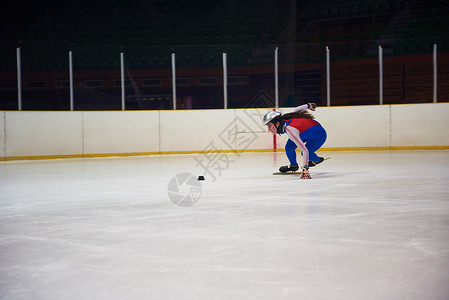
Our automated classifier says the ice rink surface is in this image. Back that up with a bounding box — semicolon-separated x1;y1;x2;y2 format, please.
1;150;449;300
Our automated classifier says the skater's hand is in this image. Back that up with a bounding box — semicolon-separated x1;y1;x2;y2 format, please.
308;103;317;111
300;168;311;179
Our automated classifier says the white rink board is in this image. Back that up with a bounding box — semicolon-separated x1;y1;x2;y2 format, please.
4;111;83;157
1;103;448;159
314;105;391;148
235;108;276;150
159;109;237;152
391;103;449;146
0;112;5;158
83;111;160;154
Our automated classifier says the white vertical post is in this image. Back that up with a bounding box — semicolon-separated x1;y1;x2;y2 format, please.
223;53;228;109
16;47;22;111
326;46;330;107
433;44;437;103
171;53;176;110
120;52;125;110
69;51;74;111
379;45;383;105
274;47;279;108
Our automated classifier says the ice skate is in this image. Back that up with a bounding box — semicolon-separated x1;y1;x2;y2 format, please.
308;157;325;167
279;164;299;173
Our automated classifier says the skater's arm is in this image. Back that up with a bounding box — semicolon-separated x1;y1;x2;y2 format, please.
284;126;309;169
292;103;317;112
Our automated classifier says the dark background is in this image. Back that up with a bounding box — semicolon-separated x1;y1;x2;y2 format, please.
1;0;448;110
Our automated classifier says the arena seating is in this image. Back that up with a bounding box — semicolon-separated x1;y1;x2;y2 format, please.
2;0;447;72
0;0;447;110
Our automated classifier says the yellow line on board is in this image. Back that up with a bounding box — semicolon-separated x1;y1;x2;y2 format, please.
320;146;449;151
1;146;448;161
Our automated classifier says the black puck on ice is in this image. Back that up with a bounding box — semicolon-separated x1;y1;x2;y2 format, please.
198;176;205;181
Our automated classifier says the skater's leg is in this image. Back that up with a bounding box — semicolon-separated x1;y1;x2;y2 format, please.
285;139;298;166
300;125;327;162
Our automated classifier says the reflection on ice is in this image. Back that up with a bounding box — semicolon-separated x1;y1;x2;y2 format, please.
1;151;449;299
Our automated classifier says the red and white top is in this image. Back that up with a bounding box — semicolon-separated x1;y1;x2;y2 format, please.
283;104;318;168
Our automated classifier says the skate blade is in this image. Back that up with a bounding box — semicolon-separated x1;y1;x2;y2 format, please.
273;157;331;175
272;172;300;175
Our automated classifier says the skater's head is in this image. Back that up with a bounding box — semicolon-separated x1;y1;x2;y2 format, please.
267;122;282;135
263;111;285;135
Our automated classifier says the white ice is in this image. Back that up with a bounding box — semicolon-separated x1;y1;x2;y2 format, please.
1;150;449;300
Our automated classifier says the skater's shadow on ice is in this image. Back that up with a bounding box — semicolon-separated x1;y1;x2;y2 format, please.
271;171;366;179
311;171;366;179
